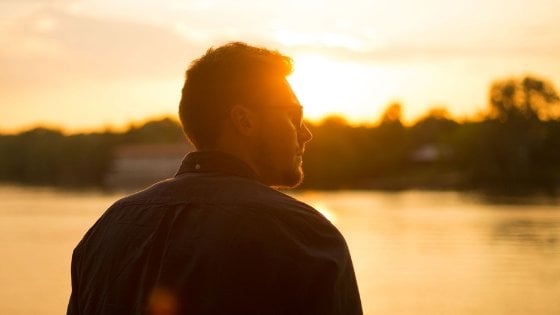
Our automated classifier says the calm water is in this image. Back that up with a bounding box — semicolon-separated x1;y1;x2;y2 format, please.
1;185;559;315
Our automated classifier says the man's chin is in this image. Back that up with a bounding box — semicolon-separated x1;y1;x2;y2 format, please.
272;168;304;189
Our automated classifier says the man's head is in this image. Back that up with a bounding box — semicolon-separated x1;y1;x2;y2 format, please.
179;42;312;188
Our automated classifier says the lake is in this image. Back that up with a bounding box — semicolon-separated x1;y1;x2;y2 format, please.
1;185;559;314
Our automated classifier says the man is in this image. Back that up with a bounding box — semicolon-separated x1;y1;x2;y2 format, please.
68;42;362;315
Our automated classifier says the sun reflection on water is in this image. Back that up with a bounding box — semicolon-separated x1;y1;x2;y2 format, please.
310;201;337;224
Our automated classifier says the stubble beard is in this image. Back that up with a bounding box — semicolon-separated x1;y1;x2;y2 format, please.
255;139;304;189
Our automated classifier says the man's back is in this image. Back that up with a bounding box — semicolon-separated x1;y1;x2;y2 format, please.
68;152;362;314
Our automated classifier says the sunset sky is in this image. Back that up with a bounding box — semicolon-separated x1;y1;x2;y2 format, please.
1;0;559;132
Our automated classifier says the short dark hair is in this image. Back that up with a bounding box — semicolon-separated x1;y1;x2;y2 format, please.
178;42;293;149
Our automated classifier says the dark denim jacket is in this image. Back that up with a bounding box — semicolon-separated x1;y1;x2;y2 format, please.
68;151;362;315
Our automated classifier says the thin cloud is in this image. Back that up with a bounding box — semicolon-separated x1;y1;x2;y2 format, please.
0;8;202;87
282;36;560;64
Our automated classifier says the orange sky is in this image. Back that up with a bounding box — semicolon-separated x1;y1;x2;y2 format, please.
1;0;559;132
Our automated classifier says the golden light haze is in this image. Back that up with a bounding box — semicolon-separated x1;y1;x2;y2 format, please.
1;0;559;132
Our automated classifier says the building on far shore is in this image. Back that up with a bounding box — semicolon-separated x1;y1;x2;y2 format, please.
105;142;193;189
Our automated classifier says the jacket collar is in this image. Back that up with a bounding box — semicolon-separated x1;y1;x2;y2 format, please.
175;150;260;181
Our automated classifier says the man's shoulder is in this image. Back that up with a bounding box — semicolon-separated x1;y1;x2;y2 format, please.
101;174;335;240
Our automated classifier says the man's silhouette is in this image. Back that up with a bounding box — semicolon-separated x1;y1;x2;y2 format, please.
67;42;362;315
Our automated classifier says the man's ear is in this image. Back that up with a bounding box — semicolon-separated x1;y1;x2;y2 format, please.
230;105;257;136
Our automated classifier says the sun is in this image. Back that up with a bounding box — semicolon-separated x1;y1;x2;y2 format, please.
287;54;385;124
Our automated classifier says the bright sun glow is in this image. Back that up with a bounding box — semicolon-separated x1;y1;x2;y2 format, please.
288;54;391;124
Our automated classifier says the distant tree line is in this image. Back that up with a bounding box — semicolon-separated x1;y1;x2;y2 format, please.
0;118;183;187
1;75;559;194
302;75;560;194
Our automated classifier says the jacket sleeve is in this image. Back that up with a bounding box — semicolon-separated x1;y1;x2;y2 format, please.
66;246;81;315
